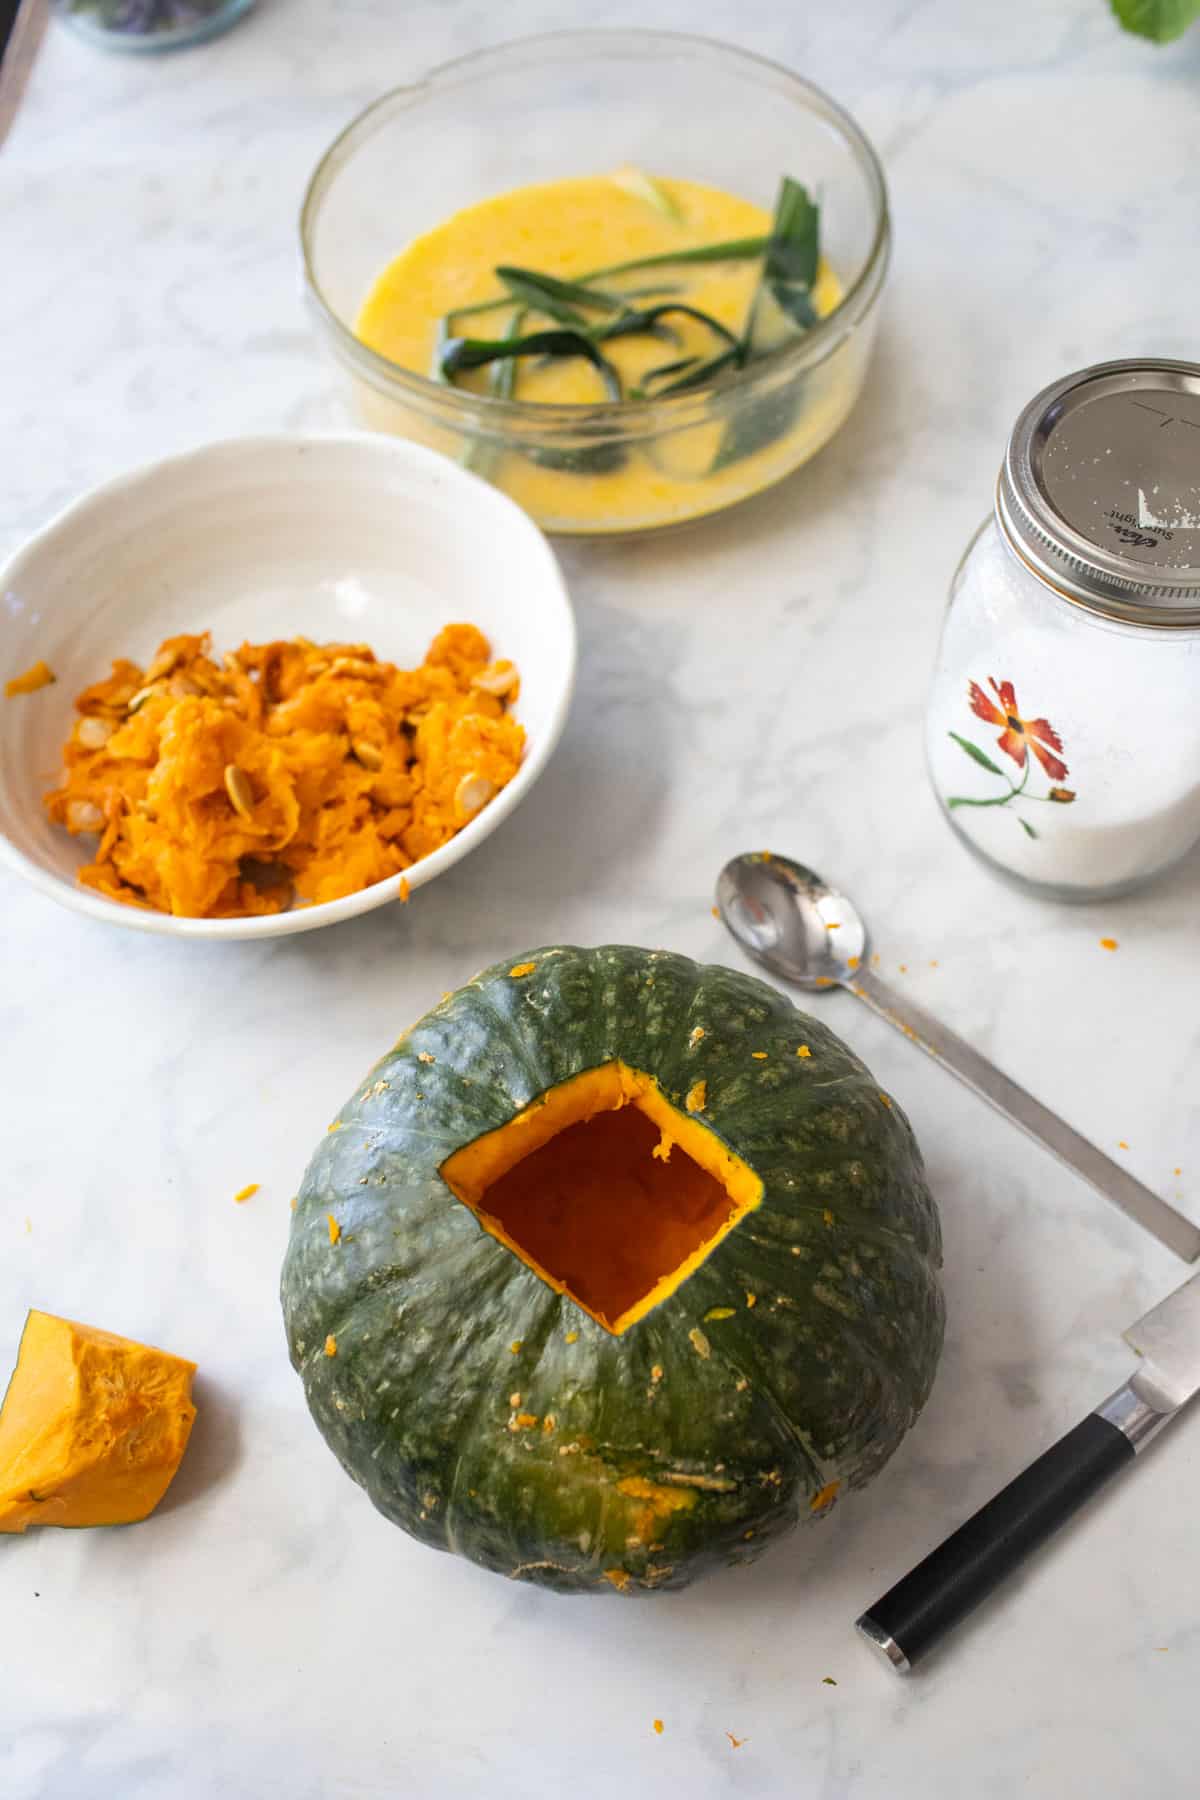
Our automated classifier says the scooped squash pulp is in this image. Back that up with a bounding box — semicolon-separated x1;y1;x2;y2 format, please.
0;1312;197;1532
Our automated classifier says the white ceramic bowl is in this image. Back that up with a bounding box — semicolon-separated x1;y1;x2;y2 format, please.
0;434;576;939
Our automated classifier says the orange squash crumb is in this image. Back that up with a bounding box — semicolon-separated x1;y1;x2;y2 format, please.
810;1478;841;1513
564;1330;579;1345
685;1080;707;1114
398;876;411;903
1100;937;1118;950
604;1568;632;1592
510;1340;522;1354
653;1719;664;1736
508;961;536;978
797;1044;812;1058
327;1213;341;1245
1118;1141;1130;1151
710;905;720;919
5;659;56;697
43;625;523;919
233;1182;259;1204
726;1732;747;1750
324;1334;337;1357
751;1051;767;1061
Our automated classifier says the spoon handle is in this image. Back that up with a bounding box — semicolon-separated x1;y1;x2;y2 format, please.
845;968;1200;1264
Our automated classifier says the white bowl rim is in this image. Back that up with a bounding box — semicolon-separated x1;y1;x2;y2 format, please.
0;431;577;941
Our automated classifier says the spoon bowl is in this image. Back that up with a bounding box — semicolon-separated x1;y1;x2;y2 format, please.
716;852;868;990
715;847;1200;1264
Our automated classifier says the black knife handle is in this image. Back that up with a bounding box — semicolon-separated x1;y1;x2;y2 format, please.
856;1411;1135;1670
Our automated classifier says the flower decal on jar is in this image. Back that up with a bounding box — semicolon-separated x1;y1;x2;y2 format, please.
946;677;1075;839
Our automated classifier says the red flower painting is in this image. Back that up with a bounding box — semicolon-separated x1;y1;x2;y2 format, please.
946;676;1075;841
967;678;1068;782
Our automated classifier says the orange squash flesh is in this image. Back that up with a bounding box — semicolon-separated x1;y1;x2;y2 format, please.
43;624;524;919
440;1062;763;1334
0;1312;197;1533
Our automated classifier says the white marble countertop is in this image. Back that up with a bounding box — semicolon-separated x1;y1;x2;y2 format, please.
4;2;1200;1795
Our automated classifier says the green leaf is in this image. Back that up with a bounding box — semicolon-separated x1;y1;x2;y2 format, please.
495;266;623;319
597;303;740;351
440;328;623;404
948;732;1006;777
447;244;768;330
709;178;821;471
525;441;628;476
461;309;525;481
633;352;708;392
760;177;821;331
1018;817;1039;839
651;347;742;396
1110;0;1200;41
585;236;771;281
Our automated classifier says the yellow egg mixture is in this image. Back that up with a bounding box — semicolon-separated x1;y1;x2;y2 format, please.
356;173;849;532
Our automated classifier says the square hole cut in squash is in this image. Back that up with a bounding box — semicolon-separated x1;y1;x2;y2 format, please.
440;1062;762;1334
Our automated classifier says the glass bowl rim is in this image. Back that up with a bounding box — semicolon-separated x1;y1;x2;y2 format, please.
299;28;891;431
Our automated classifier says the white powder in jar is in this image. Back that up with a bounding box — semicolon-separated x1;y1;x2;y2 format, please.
926;520;1200;896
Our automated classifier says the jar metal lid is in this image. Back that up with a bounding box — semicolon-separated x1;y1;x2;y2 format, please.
997;357;1200;627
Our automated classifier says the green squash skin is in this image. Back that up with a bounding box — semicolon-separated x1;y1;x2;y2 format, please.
281;946;944;1596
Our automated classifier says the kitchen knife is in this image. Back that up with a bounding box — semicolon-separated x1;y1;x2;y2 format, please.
855;1267;1200;1671
0;0;49;152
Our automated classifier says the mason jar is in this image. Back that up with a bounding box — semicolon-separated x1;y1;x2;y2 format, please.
926;358;1200;901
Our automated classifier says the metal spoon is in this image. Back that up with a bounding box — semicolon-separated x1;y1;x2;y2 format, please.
716;852;1200;1265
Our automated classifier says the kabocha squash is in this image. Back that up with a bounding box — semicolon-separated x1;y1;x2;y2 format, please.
281;946;944;1594
0;1312;196;1532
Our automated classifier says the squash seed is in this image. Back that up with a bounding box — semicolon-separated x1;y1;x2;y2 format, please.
144;644;183;684
126;684;161;714
470;661;518;698
75;715;113;750
66;799;104;833
224;764;255;819
454;773;496;819
351;739;383;771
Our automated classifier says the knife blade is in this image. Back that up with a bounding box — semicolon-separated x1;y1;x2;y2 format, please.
0;0;49;153
854;1269;1200;1671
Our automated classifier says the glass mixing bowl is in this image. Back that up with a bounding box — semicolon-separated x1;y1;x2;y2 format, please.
301;31;890;537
